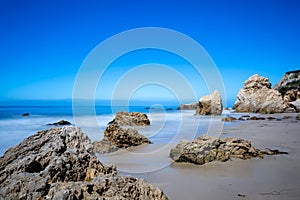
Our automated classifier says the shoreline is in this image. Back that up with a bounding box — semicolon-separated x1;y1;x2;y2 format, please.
100;113;300;199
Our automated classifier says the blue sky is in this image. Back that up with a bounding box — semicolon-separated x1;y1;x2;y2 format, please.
0;0;299;106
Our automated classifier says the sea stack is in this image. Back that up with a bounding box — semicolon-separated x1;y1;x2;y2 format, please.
195;90;223;115
233;74;292;113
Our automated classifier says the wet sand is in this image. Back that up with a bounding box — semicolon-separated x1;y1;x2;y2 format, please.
98;113;300;200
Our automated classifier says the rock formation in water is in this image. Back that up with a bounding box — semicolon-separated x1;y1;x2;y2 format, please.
46;120;71;126
93;122;152;154
170;134;288;165
93;112;152;154
0;127;167;199
233;74;293;113
195;90;223;115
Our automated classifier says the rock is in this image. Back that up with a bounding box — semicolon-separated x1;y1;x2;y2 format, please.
0;127;168;200
166;108;173;110
170;135;287;165
93;137;119;154
113;111;150;126
22;113;30;117
46;174;168;200
233;74;291;113
104;123;151;148
248;116;265;120
284;90;298;103
267;116;276;120
195;90;223;115
241;115;250;118
222;116;237;122
289;100;300;112
47;120;71;126
274;70;300;96
283;115;292;119
296;114;300;120
177;102;198;110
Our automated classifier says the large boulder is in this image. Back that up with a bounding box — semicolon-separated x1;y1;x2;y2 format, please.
195;90;223;115
233;74;291;113
170;135;287;165
112;111;150;126
0;127;167;199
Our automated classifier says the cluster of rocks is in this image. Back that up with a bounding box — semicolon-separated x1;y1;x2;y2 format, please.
0;127;168;199
93;111;151;154
170;134;287;165
176;102;198;110
222;114;300;122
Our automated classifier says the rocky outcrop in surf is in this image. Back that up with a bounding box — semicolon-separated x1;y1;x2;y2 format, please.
195;90;223;115
93;112;152;154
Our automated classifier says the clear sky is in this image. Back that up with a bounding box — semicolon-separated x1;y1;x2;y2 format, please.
0;0;300;106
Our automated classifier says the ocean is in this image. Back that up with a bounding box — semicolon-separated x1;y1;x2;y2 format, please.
0;104;237;158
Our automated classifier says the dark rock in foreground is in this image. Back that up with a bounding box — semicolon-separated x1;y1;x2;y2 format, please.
0;127;168;199
170;135;287;165
47;120;71;126
113;111;150;126
22;113;30;117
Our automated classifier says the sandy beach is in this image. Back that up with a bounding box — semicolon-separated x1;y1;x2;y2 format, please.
99;113;300;200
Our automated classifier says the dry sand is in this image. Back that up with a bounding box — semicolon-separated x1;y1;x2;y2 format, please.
98;113;300;200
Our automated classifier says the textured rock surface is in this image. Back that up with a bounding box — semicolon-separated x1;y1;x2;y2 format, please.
170;135;287;165
104;123;151;149
177;102;198;110
289;100;300;112
196;90;223;115
0;127;167;200
113;111;150;126
233;74;291;113
274;70;300;96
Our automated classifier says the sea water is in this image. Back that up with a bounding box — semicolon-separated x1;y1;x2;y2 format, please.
0;105;240;157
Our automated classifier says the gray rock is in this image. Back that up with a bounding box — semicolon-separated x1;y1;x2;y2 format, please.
170;134;287;165
195;90;223;115
0;127;167;200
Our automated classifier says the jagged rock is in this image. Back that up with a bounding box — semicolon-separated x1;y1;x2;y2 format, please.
177;102;198;110
233;74;292;113
195;90;223;115
170;135;287;165
104;123;151;148
112;111;150;126
93;138;119;154
0;127;167;200
47;120;71;126
47;174;168;200
222;116;237;122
